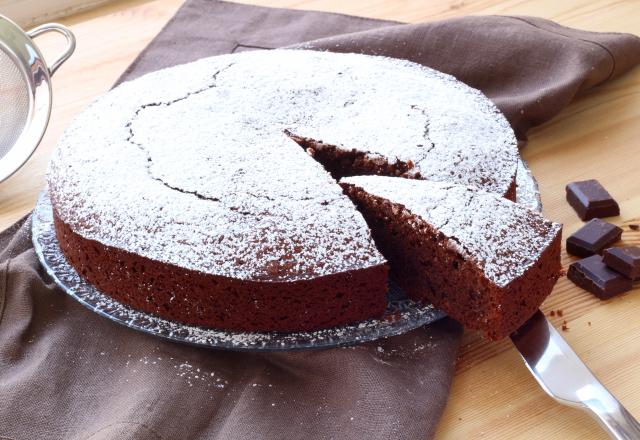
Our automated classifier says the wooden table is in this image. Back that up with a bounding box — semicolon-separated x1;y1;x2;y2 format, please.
2;1;638;438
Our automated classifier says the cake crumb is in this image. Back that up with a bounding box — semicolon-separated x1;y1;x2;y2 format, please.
588;321;591;326
556;309;564;317
629;224;639;231
549;310;555;317
562;325;569;331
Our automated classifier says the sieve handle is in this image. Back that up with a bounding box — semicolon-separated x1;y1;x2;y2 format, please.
27;23;76;76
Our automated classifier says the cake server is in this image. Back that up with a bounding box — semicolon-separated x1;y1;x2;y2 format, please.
511;310;640;439
0;15;75;183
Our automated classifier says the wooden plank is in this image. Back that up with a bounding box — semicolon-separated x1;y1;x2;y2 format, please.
0;0;114;27
0;1;638;438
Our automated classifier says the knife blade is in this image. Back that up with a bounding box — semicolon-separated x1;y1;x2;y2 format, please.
510;310;640;440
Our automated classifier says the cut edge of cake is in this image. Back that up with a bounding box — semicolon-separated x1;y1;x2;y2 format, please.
284;130;518;201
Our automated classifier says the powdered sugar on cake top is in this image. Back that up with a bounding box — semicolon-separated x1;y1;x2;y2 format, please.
48;50;517;281
341;176;561;287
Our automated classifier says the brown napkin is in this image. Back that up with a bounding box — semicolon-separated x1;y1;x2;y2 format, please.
2;1;640;439
119;1;640;140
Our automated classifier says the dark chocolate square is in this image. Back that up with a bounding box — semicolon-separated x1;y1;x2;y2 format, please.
603;246;640;280
566;218;622;257
566;179;620;220
568;255;633;299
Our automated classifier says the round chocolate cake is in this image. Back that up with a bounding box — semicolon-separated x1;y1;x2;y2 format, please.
48;49;519;333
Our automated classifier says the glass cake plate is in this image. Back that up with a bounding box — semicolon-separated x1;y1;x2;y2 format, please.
32;158;540;351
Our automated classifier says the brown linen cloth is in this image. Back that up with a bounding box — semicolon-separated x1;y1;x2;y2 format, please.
2;1;640;439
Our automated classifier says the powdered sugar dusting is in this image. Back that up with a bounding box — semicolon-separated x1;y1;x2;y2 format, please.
341;176;561;287
47;49;517;281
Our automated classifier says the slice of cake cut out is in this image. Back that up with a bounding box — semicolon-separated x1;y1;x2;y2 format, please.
340;175;563;340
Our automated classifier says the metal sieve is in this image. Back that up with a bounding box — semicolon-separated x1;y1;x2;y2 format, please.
0;15;75;183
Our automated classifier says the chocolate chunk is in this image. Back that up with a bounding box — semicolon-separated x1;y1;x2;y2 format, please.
630;224;639;231
566;179;620;220
603;246;640;280
566;218;622;257
568;255;633;299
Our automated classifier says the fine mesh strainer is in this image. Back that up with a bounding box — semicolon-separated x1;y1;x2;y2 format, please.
0;15;75;183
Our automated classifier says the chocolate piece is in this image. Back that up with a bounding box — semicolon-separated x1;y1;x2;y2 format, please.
566;179;620;220
603;246;640;280
568;255;633;299
630;224;639;231
566;218;622;257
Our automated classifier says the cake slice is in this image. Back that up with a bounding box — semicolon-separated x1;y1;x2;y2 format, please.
340;175;562;340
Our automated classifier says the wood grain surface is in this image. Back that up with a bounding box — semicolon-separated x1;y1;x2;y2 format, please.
1;1;638;438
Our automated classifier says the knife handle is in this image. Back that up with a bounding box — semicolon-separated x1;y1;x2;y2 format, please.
583;386;640;440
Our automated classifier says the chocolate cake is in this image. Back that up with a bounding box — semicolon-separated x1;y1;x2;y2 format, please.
47;49;519;333
340;176;563;340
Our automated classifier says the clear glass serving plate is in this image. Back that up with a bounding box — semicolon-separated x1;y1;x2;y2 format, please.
32;159;540;351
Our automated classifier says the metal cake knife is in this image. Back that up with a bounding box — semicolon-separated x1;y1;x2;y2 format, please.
511;310;640;439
